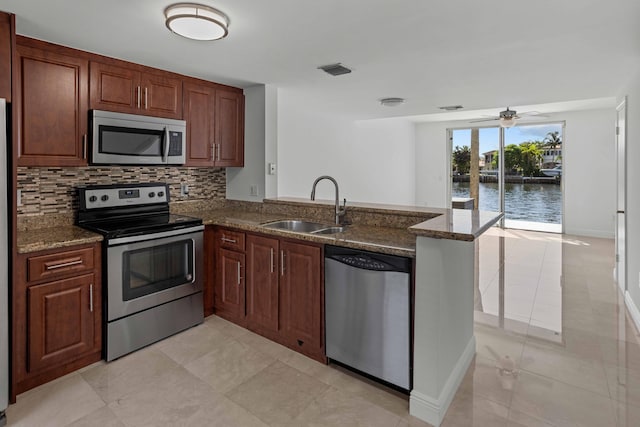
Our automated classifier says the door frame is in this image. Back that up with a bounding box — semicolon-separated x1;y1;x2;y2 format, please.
615;97;627;293
447;121;566;232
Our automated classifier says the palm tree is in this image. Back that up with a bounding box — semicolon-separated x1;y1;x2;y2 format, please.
543;131;561;146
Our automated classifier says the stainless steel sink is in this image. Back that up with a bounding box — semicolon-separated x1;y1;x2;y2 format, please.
262;220;346;234
310;226;347;235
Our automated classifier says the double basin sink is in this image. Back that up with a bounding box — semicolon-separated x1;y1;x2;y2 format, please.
262;220;346;235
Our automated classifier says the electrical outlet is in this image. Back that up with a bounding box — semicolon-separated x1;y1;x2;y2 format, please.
250;185;259;196
268;163;276;175
17;189;22;206
180;183;189;197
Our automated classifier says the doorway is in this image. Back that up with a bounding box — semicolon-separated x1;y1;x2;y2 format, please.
450;123;564;233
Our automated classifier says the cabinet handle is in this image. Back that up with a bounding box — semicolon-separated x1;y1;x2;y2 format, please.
216;143;220;161
270;248;274;273
89;284;94;312
82;135;87;159
45;259;83;270
221;236;237;244
281;250;285;276
144;87;148;109
137;86;141;109
210;143;214;161
237;262;242;285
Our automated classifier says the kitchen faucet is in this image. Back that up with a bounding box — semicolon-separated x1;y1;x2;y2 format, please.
310;175;347;225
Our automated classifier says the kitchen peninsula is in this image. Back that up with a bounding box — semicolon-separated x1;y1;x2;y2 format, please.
16;197;501;427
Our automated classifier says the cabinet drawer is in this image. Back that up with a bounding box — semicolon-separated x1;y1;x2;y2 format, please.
218;229;245;251
27;247;95;282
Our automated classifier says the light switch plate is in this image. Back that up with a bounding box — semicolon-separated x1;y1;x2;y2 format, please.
268;163;276;175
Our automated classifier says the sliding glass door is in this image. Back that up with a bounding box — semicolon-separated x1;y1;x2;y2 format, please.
450;123;564;232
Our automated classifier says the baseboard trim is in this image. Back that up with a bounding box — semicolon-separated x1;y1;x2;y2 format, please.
409;335;476;427
625;290;640;334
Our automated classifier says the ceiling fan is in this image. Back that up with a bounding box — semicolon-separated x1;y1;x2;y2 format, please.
470;107;546;128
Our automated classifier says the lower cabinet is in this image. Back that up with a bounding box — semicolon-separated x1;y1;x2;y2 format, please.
12;243;102;399
212;227;325;362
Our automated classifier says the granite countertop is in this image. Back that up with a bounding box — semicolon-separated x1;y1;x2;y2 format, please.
409;209;503;241
17;226;103;254
16;201;502;256
181;208;418;257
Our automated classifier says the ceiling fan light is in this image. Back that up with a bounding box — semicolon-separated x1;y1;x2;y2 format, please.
165;3;229;41
500;117;517;128
380;97;405;107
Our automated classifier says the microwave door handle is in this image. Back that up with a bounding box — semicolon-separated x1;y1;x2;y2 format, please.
163;127;170;163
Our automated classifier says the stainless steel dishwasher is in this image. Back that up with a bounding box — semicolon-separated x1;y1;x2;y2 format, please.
325;245;411;391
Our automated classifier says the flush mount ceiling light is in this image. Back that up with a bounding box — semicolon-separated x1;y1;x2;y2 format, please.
165;3;229;41
379;97;405;107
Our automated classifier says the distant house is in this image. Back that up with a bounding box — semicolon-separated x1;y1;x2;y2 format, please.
541;144;562;168
482;150;496;171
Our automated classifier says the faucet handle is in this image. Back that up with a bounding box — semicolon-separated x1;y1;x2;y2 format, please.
342;198;347;209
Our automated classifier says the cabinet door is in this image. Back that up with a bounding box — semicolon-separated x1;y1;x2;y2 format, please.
184;81;215;166
280;241;323;355
89;61;140;113
141;72;182;119
214;89;244;167
27;273;98;373
215;248;245;324
17;45;88;166
246;234;279;333
0;12;13;101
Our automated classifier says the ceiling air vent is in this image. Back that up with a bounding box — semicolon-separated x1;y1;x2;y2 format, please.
318;63;352;76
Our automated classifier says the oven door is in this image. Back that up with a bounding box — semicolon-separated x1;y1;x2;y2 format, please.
106;226;203;321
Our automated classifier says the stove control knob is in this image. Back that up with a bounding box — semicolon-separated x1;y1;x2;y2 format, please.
148;192;155;198
157;191;165;197
88;195;97;203
101;195;109;202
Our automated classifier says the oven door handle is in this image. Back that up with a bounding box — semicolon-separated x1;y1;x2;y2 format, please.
108;225;205;246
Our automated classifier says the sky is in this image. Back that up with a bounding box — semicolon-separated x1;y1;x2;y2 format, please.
452;123;563;155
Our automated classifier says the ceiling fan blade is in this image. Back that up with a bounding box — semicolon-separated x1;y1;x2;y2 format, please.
469;117;499;123
519;111;550;118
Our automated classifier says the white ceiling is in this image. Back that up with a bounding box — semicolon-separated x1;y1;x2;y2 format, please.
2;0;639;120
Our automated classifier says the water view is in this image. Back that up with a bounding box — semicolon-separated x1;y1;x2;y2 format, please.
452;182;562;224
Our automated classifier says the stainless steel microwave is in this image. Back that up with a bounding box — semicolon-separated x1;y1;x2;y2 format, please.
91;110;186;165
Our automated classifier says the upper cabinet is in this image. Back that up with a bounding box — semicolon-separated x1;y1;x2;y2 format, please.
12;36;243;168
0;12;14;101
16;43;88;166
184;80;244;167
90;61;182;119
215;89;244;167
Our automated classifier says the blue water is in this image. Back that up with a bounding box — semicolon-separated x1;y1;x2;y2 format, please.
452;182;562;224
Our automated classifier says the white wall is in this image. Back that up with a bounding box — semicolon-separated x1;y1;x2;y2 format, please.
622;68;640;327
413;109;616;238
559;109;616;237
227;84;278;201
414;121;455;208
277;89;415;205
226;85;265;201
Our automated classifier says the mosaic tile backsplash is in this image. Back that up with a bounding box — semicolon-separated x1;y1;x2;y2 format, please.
17;166;226;217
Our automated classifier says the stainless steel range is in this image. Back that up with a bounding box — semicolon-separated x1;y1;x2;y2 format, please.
77;183;204;361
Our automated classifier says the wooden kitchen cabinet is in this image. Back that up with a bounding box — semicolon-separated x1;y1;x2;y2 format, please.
90;61;182;119
184;81;216;166
245;234;280;335
12;243;102;399
215;89;244;167
27;273;98;373
15;43;89;166
279;240;324;358
212;227;325;362
183;80;245;167
0;11;14;101
211;227;247;321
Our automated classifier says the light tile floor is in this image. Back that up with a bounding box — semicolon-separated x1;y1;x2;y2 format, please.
6;229;640;426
